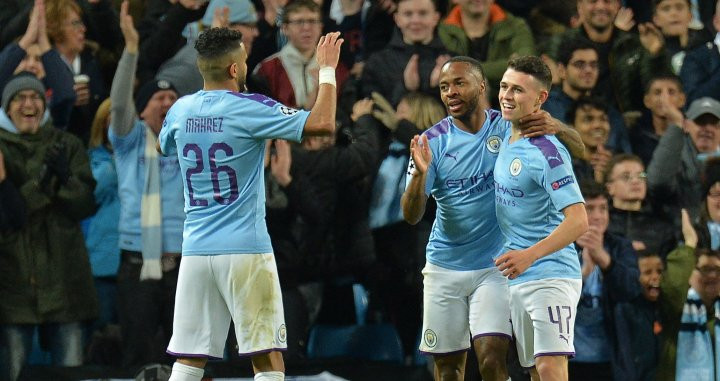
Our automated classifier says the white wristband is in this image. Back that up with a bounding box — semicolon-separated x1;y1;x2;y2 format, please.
318;66;336;87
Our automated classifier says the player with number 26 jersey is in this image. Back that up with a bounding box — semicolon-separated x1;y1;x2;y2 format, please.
159;91;308;256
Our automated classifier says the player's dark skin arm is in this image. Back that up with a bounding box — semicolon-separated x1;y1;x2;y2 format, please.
518;111;585;158
402;134;430;225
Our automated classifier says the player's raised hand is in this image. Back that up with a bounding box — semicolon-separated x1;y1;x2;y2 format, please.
316;32;343;69
120;0;139;53
409;134;431;175
495;249;537;280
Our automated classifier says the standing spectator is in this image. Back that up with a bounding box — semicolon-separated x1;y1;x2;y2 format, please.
679;0;720;103
570;180;642;381
611;251;664;381
543;36;631;153
83;98;120;340
563;0;671;114
360;0;458;106
111;2;184;367
46;0;109;143
605;153;677;257
253;0;350;109
0;72;98;381
630;74;687;166
647;96;720;221
442;0;535;100
652;0;712;74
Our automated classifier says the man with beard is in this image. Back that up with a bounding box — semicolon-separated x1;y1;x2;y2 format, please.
402;56;583;380
158;28;342;381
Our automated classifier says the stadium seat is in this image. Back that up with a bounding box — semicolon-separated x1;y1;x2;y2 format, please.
306;323;404;364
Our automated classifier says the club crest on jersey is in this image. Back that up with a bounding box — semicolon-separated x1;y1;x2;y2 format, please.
277;324;287;343
424;329;438;348
279;106;299;116
486;135;501;154
510;158;522;176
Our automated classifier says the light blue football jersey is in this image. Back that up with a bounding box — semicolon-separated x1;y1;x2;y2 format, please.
493;133;584;285
158;91;308;256
405;110;509;270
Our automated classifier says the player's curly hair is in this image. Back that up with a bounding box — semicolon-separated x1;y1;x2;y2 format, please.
195;27;244;59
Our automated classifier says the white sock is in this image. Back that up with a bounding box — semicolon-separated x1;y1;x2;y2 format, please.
254;371;285;380
168;362;204;381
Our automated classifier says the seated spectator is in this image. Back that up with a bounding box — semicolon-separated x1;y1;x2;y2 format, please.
611;251;664;381
360;0;459;106
0;73;98;381
543;36;631;153
567;96;613;184
630;74;687;166
0;0;75;129
46;0;109;143
442;0;535;100
652;0;712;74
253;0;350;109
648;96;720;221
571;180;642;381
679;0;720;103
605;153;677;257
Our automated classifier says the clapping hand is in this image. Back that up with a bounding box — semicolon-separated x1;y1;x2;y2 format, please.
371;92;399;130
409;134;431;175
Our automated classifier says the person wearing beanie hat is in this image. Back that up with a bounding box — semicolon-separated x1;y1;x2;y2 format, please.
1;72;46;134
0;71;97;380
110;2;185;367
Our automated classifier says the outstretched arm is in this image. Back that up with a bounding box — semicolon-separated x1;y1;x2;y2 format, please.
303;32;344;136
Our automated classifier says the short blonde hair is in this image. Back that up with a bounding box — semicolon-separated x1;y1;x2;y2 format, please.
401;92;446;130
89;98;112;149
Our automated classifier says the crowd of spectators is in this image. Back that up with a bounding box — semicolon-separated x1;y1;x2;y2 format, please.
1;0;720;380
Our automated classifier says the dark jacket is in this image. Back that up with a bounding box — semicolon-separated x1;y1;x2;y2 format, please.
679;40;720;104
575;233;642;362
0;178;25;231
612;297;661;381
562;27;673;113
608;204;677;258
293;115;382;279
543;87;631;153
360;29;455;106
0;122;98;324
646;124;703;221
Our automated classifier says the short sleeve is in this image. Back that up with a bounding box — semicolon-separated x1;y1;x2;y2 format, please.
158;110;177;157
228;92;309;142
529;137;584;211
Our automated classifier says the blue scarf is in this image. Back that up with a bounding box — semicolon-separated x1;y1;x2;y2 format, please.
676;287;720;381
